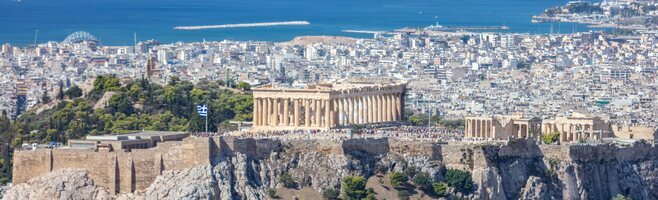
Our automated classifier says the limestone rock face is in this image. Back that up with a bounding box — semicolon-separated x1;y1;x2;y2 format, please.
2;169;110;200
5;139;658;200
141;165;219;200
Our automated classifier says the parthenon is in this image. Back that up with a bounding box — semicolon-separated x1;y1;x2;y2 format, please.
464;114;542;140
464;113;625;143
252;79;407;130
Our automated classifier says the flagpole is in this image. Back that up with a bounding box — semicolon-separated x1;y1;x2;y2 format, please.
205;103;209;133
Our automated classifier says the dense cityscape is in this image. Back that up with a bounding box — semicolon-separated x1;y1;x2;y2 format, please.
1;0;658;200
2;28;656;126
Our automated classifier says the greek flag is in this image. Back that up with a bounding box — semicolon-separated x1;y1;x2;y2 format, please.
196;104;208;117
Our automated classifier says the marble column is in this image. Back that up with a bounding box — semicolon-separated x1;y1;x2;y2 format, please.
314;100;320;127
364;96;370;124
368;96;375;123
265;98;271;126
304;99;310;127
272;98;279;126
384;95;390;122
390;94;397;121
294;99;300;127
378;95;384;122
325;100;332;128
283;99;289;126
338;98;344;125
358;97;364;124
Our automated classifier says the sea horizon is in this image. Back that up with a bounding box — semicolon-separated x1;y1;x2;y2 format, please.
1;0;597;46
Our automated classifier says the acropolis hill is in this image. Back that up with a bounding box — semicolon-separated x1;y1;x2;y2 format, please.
7;134;658;200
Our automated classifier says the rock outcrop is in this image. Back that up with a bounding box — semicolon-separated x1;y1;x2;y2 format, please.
4;138;658;200
2;169;110;200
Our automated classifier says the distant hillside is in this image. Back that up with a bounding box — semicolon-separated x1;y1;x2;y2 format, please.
11;75;253;146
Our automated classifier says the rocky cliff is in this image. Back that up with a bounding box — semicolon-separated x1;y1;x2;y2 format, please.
3;138;658;200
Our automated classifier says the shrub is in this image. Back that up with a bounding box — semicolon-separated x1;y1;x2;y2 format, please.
612;194;632;200
364;192;377;200
390;172;408;188
342;176;367;200
322;188;339;200
279;173;297;188
65;85;83;98
542;131;560;144
403;166;417;178
412;172;433;190
236;81;251;90
397;190;411;200
267;188;277;198
432;182;449;197
443;169;473;194
364;188;377;200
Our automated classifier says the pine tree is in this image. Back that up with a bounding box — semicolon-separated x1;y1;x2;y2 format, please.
56;81;65;100
41;89;51;103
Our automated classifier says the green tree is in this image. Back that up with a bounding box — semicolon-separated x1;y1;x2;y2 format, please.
107;93;134;115
612;194;632;200
279;173;297;188
56;82;65;100
404;166;417;178
542;131;560;144
342;176;367;200
236;81;251;91
413;172;433;190
397;190;410;200
432;182;448;197
364;188;377;200
408;114;428;126
65;85;83;99
104;77;121;91
443;169;473;194
390;172;408;188
267;188;277;198
322;188;339;200
41;89;51;103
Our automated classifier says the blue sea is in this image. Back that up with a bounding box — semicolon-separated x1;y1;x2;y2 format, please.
0;0;593;46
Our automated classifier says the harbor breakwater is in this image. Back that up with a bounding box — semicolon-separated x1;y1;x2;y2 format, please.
174;21;310;30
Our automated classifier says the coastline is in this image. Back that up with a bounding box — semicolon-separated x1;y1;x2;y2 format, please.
277;35;358;46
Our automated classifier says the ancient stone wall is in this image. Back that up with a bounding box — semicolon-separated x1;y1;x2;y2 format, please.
11;149;52;185
12;137;212;194
14;136;657;197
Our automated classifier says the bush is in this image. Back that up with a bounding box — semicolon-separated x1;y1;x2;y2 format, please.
236;81;251;91
443;169;473;194
364;188;377;200
542;131;560;144
322;188;339;200
432;182;449;197
612;194;632;200
65;85;83;99
279;173;297;188
408;114;428;126
342;176;367;200
403;166;417;178
390;172;408;188
267;188;277;198
413;172;433;190
397;190;411;200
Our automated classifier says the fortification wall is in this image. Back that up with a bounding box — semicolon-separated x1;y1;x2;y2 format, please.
12;149;52;185
13;137;658;195
12;137;211;194
51;150;117;193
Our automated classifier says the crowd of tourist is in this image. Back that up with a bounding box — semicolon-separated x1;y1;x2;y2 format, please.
191;125;465;142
